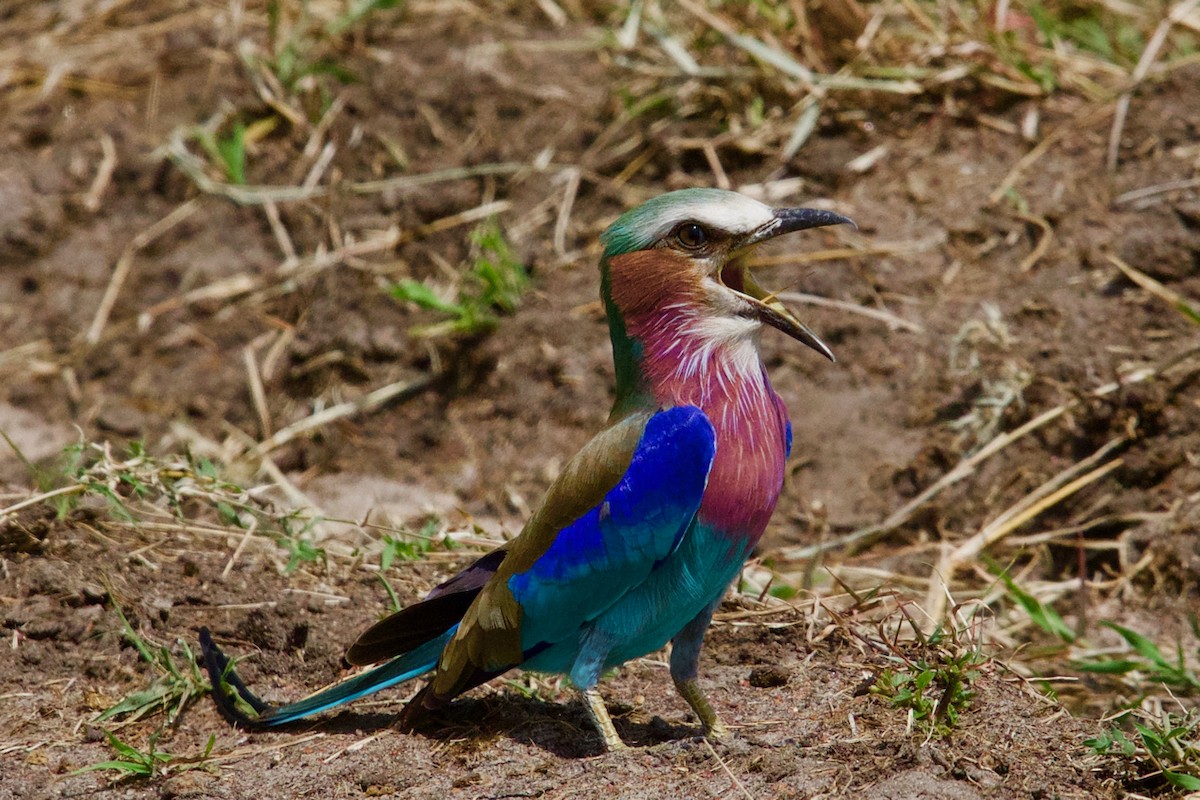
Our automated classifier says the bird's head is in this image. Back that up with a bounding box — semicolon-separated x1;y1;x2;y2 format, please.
599;188;853;363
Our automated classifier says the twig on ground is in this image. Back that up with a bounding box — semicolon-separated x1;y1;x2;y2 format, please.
252;374;437;458
776;292;923;333
85;199;202;345
923;440;1127;623
1107;0;1200;171
82;133;117;213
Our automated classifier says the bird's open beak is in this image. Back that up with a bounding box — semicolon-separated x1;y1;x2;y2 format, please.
727;207;855;363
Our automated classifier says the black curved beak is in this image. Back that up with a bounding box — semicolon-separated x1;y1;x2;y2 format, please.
735;207;855;362
743;207;856;248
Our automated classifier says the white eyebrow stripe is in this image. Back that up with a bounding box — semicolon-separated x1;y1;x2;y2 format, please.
647;196;775;241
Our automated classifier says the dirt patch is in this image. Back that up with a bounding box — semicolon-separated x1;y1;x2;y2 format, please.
2;2;1198;798
1;528;1123;799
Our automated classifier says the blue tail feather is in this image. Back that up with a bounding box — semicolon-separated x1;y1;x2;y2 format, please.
200;626;453;727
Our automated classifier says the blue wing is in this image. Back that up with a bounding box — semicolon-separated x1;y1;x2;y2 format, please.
201;405;719;725
506;405;716;650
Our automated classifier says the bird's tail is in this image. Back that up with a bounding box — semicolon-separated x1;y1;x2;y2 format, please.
199;626;452;728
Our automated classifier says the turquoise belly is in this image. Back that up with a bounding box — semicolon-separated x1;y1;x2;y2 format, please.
520;524;748;677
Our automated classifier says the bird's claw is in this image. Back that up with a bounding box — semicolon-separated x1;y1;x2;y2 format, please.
704;718;731;740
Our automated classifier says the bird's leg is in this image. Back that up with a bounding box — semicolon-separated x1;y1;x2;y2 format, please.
670;597;729;738
572;626;627;751
581;687;628;752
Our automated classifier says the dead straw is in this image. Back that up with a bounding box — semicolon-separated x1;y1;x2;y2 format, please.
1108;254;1200;325
776;292;923;333
779;344;1200;562
82;133;117;213
85;199;202;345
922;439;1127;623
251;374;437;458
1107;0;1200;171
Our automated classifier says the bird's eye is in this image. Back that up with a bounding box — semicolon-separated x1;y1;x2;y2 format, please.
675;223;708;250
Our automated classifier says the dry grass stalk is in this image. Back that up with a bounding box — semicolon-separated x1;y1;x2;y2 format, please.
85;199;202;345
781;344;1199;563
1107;0;1200;171
1011;212;1054;272
553;168;581;258
776;292;923;333
252;374;437;459
703;738;757;800
349;163;532;195
1113;176;1200;208
220;516;260;581
82;133;117;213
242;346;272;439
163;137;326;204
923;442;1127;624
1108;254;1200;324
0;485;87;523
262;201;299;266
401;200;511;241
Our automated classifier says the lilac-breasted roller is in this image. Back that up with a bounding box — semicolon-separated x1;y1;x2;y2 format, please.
200;188;853;750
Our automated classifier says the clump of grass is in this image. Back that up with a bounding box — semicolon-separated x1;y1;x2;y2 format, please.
1087;708;1200;792
96;603;210;726
604;0;1197;161
379;516;456;571
1075;620;1200;696
280;526;327;574
74;731;216;782
870;623;986;737
74;603;216;782
4;439;339;579
993;566;1200;789
994;566;1200;698
163;0;403;196
262;0;401;105
990;559;1076;645
24;440;251;522
390;220;529;338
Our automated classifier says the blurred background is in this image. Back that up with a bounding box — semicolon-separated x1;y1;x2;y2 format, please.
1;1;1198;796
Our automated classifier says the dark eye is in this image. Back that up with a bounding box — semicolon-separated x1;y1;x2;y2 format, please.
675;222;708;250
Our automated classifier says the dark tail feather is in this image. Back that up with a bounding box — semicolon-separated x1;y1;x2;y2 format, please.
346;591;478;666
345;548;506;666
200;627;272;729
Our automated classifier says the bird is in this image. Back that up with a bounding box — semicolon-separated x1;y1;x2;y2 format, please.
199;188;853;751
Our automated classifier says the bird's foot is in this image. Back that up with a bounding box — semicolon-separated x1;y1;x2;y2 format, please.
674;678;729;740
582;688;629;752
703;717;730;740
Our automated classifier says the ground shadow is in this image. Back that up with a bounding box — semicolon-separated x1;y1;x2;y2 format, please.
252;691;701;758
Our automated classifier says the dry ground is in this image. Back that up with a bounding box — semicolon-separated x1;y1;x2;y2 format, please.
2;1;1199;798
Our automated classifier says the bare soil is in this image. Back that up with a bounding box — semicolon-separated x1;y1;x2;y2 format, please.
2;2;1198;799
